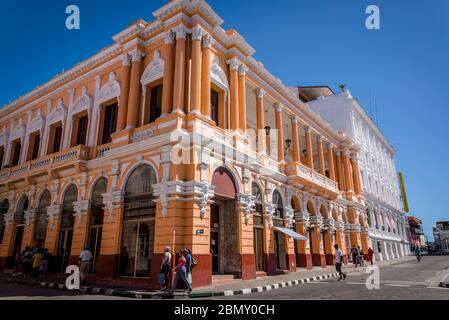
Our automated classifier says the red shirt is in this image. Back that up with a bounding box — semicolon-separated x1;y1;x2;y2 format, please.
176;256;186;270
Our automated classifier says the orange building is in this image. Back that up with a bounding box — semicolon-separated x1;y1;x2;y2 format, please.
0;0;369;288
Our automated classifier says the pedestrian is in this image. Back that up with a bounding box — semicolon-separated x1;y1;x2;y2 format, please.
184;248;193;288
172;249;192;293
160;246;172;291
21;246;33;278
79;246;93;284
367;247;374;266
39;248;50;278
334;244;347;281
357;246;364;266
351;245;358;267
13;250;22;276
31;248;43;281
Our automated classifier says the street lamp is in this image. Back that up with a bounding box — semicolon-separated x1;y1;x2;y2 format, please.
264;126;271;136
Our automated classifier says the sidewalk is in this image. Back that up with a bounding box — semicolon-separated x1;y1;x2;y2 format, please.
1;256;415;299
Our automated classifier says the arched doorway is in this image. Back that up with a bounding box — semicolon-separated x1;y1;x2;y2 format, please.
0;199;9;244
252;182;264;272
13;195;28;257
88;177;107;274
210;167;239;275
272;190;286;270
119;165;157;277
34;191;51;248
56;184;77;273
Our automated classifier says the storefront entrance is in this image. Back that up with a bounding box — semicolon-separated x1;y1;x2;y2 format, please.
88;177;107;274
210;199;240;275
210;167;240;277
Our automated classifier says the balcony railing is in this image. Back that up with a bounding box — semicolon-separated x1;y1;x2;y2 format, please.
0;145;89;183
285;161;338;193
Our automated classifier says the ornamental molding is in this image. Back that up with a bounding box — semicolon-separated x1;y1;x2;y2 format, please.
191;25;205;41
46;204;63;230
102;190;125;224
284;206;295;229
97;72;121;105
141;51;165;87
226;57;241;71
202;34;215;48
256;88;265;99
24;208;36;229
72;86;93;115
47;99;67;126
0;127;9;147
73;200;90;226
10;118;26;143
164;30;175;45
29;109;45;135
238;193;255;225
264;203;275;229
211;56;229;90
130;49;145;62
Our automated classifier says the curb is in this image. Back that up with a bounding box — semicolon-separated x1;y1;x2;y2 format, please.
189;273;340;299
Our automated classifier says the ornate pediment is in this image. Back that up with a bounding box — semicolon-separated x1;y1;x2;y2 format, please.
29;109;45;135
0;127;9;147
211;56;229;90
97;72;120;104
47;99;66;125
141;51;164;87
10;118;26;142
72;86;92;115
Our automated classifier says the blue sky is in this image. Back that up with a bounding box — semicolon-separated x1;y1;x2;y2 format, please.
0;0;448;239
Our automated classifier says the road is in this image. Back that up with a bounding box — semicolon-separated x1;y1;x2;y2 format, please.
218;255;449;300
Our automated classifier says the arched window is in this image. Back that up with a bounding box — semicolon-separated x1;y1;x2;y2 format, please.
35;190;51;246
56;184;78;273
61;185;77;229
120;165;157;277
0;199;9;244
12;195;28;256
88;177;108;274
272;190;284;219
90;178;107;226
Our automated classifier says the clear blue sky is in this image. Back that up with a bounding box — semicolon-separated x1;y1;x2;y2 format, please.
0;0;448;239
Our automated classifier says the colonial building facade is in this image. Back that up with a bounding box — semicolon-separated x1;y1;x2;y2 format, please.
0;0;370;288
296;87;409;261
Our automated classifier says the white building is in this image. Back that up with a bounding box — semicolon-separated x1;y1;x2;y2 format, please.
292;86;410;261
433;222;449;254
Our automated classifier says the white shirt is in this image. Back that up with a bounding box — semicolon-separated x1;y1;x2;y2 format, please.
335;249;343;264
79;250;93;262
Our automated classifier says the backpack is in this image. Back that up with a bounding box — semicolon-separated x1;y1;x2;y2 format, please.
190;256;198;270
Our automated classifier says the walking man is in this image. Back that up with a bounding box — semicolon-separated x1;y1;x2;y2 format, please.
79;246;93;284
367;247;374;266
351;245;359;267
334;244;347;281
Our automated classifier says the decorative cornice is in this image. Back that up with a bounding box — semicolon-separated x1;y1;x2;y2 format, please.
122;53;131;67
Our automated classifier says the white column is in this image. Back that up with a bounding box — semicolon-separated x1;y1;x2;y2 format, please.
40;101;52;157
88;75;101;147
20;111;32;163
62;89;74;149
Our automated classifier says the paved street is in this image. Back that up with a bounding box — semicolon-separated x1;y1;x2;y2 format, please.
218;256;449;300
